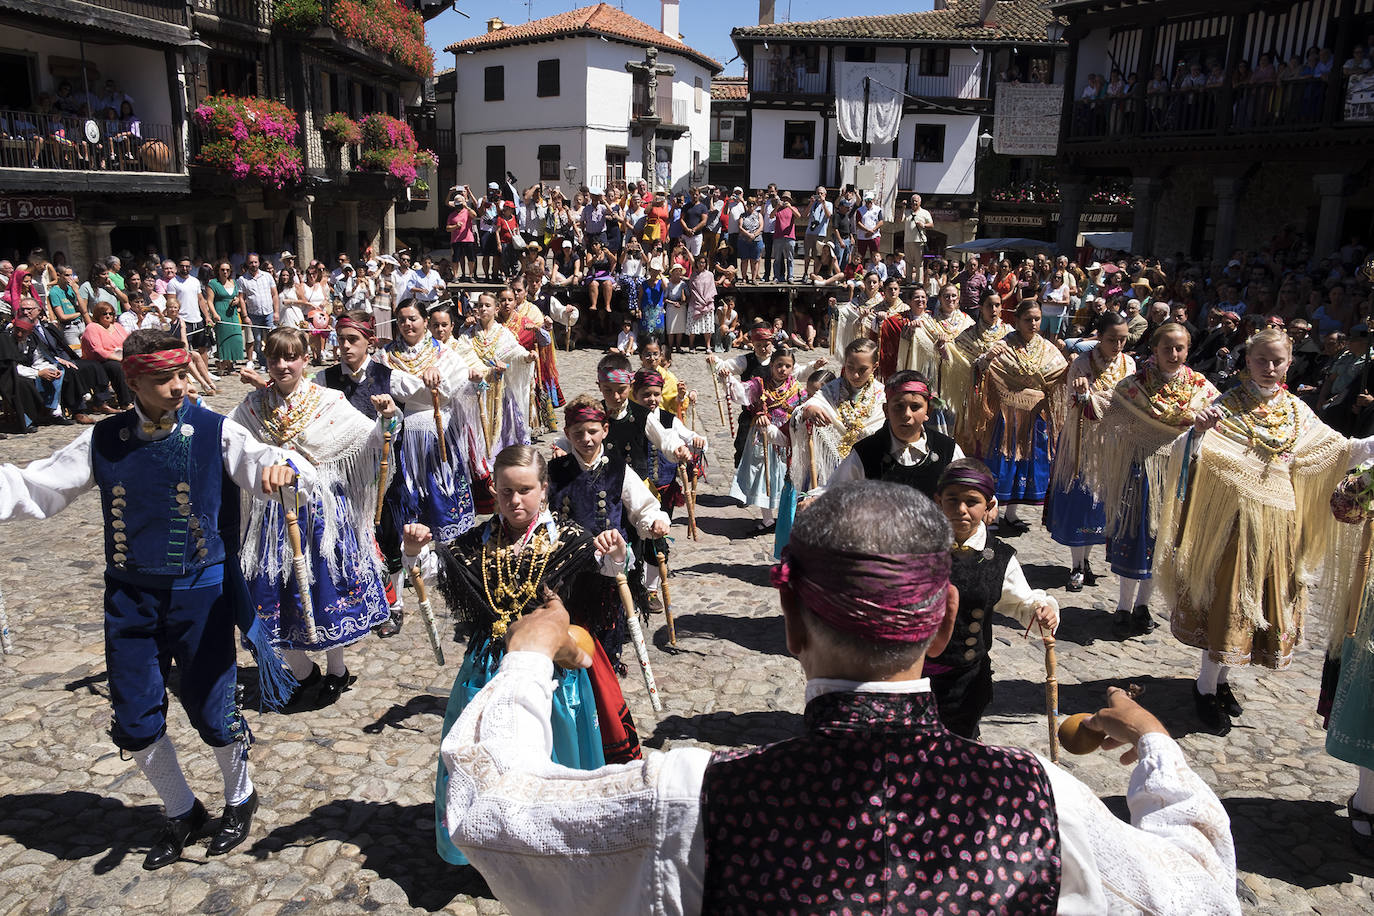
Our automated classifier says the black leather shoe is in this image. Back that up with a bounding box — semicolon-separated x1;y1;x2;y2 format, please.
317;670;352;706
1066;566;1084;592
1193;684;1232;736
1217;682;1243;717
208;789;258;856
373;607;403;638
143;798;208;870
1111;608;1134;638
284;663;322;709
1132;604;1157;633
1082;558;1098;585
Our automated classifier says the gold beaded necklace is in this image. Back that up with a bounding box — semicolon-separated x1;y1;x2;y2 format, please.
385;335;439;375
835;378;879;457
258;384;323;447
480;522;555;639
1090;349;1131;393
1221;385;1301;460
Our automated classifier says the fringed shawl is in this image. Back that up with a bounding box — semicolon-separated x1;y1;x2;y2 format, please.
1082;366;1217;540
234;382;383;587
1048;350;1134;495
976;333;1067;462
1155;389;1352;636
949;319;1011;455
789;377;885;490
453;323;535;477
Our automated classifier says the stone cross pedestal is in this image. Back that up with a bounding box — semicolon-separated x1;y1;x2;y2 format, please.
626;47;675;191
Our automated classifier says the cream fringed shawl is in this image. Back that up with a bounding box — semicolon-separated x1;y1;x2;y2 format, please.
949;319;1011;454
1047;350;1134;495
975;333;1068;462
1154;390;1352;634
233;382;384;587
788;377;885;490
1081;367;1217;540
898;309;974;388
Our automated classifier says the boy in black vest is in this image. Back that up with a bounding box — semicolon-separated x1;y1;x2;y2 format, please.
810;370;961;499
930;458;1058;739
0;330;307;869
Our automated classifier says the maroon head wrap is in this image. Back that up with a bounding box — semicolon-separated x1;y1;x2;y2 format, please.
771;538;951;644
566;404;607;426
937;464;996;500
336;314;375;338
633;369;664;390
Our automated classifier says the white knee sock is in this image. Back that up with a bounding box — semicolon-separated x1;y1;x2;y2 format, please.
1355;768;1374;818
644;564;661;593
325;647;347;677
1117;578;1138;612
1004;503;1022;523
1070;546;1087;568
1082;545;1094;566
1135;578;1154;607
1197;652;1222;695
282;648;315;680
212;741;254;807
1217;664;1230;685
389;570;406;610
131;735;196;818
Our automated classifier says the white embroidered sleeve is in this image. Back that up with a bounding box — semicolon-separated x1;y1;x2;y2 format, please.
1045;734;1240;915
1349;435;1374;467
994;553;1055;627
221;416;319;499
622;473;669;537
442;652;709;916
0;429;95;520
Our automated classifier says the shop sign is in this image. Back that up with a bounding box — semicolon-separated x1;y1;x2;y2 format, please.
0;197;75;222
983;213;1046;227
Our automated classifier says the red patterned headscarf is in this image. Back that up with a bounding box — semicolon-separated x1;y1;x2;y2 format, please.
566;404;607;426
123;348;190;380
336;314;375;339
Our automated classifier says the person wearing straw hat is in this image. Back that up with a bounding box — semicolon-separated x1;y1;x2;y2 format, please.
433;480;1240;915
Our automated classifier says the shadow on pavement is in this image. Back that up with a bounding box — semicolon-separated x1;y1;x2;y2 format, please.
989;674;1218;742
1019;561;1068;592
667;611;787;656
644;710;805;749
0;790;151;874
361;693;448;735
675;561;773;587
688;515;764;539
248;799;494;909
1223;796;1358;888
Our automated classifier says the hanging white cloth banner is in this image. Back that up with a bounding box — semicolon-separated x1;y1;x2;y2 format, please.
838;156;900;217
836;63;905;145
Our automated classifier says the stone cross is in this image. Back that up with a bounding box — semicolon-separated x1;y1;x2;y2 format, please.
626;47;676;188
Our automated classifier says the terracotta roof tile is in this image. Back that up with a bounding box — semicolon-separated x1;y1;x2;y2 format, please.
711;77;748;100
732;0;1060;45
446;3;721;72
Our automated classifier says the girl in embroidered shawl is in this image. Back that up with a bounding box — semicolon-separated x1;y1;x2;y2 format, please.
1044;313;1134;593
234;328;396;704
901;285;973;434
1081;322;1217;638
948;293;1012;457
503;280;563;432
378;300;478;544
729;348;802;531
1157;328;1374;734
791;337;885;496
452;291;536;483
409;445;639;867
970;301;1068;531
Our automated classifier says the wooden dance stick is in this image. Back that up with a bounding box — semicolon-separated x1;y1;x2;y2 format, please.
407;561;446;666
1043;628;1059;764
656;550;677;646
374;428;391;526
616;573;663;712
679;465;698;541
281;490;320;644
711;367;728;427
0;580;11;655
1350;520;1374;639
431;388;448;464
808;425;819;492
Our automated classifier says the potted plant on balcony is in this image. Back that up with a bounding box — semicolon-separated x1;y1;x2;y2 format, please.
193;93;303;190
355;114;436;194
329;0;435;77
273;0;322;30
321;112;362;146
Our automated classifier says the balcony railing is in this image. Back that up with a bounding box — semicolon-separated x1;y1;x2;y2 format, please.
751;57;827;96
1067;73;1344;142
194;0;269;27
0;110;179;172
76;0;186;25
907;64;981;100
632;91;692;126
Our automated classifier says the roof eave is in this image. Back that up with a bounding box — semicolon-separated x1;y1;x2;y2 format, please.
447;27;722;73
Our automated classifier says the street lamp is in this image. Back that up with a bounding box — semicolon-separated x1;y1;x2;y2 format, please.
1046;20;1066;43
181;34;211;80
563;161;578;189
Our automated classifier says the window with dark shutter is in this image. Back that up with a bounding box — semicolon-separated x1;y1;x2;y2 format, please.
485;66;505;102
537;59;560;97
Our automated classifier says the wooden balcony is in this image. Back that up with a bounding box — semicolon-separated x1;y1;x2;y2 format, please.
0;0;190;42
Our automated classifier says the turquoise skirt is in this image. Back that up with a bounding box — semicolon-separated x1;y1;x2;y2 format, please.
435;637;606;865
1328;636;1374;771
773;480;799;560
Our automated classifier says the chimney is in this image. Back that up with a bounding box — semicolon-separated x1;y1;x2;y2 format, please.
978;0;997;25
661;0;680;39
933;0;947;8
486;16;504;32
759;0;774;25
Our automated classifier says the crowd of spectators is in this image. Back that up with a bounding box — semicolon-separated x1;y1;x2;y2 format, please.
1074;41;1373;135
0;79;148;171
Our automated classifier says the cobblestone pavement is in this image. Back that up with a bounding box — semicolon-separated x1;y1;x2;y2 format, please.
0;346;1371;915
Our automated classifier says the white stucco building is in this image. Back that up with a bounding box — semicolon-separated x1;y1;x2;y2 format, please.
445;2;719;196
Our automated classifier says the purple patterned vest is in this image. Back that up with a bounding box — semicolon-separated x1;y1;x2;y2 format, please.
701;690;1060;915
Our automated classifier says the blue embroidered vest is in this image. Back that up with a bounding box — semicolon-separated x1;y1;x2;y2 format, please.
701;690;1061;915
548;454;627;539
321;360;392;419
90;401;233;582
